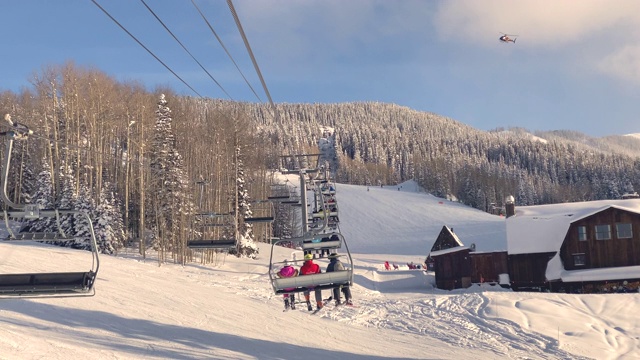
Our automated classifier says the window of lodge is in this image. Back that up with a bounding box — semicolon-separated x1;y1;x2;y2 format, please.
578;226;587;241
573;253;586;266
616;223;633;239
595;224;611;240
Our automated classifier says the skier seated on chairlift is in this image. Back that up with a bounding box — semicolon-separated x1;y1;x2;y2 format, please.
277;260;299;310
326;253;353;306
300;253;324;311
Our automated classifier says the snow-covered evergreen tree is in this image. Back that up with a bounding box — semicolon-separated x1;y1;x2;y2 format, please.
72;182;96;250
26;156;55;234
149;94;196;252
8;137;36;205
94;184;126;254
231;145;258;258
57;163;78;245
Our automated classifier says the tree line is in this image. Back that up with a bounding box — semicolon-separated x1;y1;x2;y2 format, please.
2;62;639;262
0;62;273;262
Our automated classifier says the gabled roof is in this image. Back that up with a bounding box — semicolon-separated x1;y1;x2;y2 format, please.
506;199;640;255
569;204;640;223
429;225;464;256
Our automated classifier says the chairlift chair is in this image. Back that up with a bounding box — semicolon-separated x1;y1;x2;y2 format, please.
187;212;236;250
268;233;353;295
244;199;275;224
0;123;99;297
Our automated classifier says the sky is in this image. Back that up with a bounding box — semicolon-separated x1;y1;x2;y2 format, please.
3;1;640;137
1;180;639;359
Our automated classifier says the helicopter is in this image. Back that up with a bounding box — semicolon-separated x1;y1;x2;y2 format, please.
499;33;517;43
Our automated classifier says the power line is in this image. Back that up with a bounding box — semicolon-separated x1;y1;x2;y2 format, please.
90;0;203;98
139;0;233;100
191;0;262;102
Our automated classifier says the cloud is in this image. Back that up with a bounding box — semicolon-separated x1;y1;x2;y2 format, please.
228;1;640;85
433;0;640;84
433;0;640;47
597;45;640;83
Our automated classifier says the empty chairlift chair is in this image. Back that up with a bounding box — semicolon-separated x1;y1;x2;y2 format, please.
187;213;237;250
244;199;275;224
0;122;99;297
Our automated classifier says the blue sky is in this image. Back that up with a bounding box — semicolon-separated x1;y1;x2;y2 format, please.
3;0;640;137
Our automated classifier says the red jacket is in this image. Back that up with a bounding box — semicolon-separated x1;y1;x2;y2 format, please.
300;260;321;275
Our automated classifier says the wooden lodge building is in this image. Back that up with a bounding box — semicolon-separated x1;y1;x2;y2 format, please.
428;198;640;293
429;226;507;290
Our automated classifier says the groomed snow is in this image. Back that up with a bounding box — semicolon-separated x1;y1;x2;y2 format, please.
0;181;638;359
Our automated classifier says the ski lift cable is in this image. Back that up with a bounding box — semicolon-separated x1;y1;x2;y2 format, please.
139;0;233;100
90;0;203;98
226;0;283;126
191;0;262;103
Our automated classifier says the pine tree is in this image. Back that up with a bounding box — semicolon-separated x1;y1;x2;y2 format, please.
8;138;36;205
149;94;196;254
27;156;55;234
94;184;126;254
231;145;258;258
57;163;77;245
72;182;96;251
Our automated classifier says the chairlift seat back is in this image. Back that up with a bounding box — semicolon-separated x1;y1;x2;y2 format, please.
0;271;96;296
273;270;351;294
302;237;341;251
187;239;236;249
243;216;274;223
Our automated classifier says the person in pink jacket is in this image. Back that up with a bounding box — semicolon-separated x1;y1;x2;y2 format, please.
277;260;298;310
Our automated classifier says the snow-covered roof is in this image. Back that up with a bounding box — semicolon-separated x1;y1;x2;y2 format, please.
448;227;464;247
430;246;469;257
547;253;640;282
507;199;640;255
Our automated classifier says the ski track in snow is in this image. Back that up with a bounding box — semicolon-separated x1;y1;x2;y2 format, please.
182;262;590;360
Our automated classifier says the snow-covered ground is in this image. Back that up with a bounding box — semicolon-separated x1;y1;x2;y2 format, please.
0;181;638;359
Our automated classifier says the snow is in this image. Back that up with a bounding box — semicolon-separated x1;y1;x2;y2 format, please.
1;181;639;359
429;246;469;257
548;252;640;283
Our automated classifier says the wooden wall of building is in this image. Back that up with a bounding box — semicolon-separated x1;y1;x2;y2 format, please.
433;249;471;290
561;207;640;270
508;252;556;291
470;251;508;283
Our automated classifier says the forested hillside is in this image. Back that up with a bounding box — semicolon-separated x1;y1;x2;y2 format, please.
200;100;640;210
1;63;639;260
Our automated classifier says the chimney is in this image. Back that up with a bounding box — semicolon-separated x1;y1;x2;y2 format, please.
505;195;515;218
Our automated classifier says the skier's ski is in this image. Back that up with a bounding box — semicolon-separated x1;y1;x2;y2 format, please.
310;297;334;314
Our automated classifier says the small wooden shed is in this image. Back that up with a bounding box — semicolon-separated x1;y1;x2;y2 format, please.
430;247;471;290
